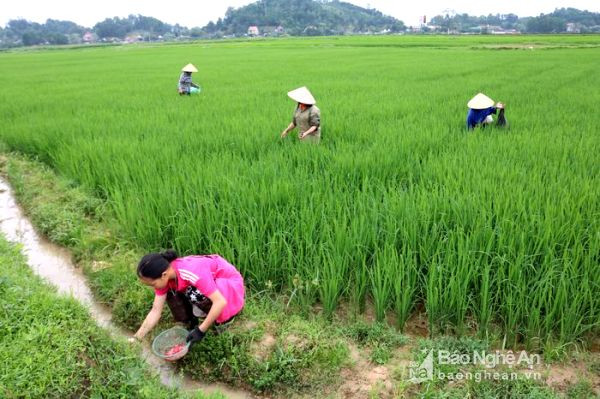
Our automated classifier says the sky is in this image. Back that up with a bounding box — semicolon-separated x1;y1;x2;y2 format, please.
2;0;599;29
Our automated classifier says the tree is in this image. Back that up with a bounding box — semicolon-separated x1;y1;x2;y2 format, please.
94;18;128;38
526;14;565;33
202;0;405;37
22;30;44;45
7;19;33;35
47;33;69;45
132;15;168;34
190;27;204;38
171;24;187;37
44;19;85;35
205;21;217;33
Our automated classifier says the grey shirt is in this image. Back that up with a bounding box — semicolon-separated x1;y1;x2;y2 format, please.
293;105;321;140
178;72;197;91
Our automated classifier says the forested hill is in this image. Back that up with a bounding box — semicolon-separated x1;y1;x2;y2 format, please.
202;0;406;36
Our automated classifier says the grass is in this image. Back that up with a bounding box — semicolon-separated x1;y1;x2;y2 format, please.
0;33;599;396
1;36;598;348
1;154;356;396
1;152;598;397
0;236;221;399
412;336;559;398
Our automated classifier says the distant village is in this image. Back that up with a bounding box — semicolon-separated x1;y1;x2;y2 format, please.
75;22;590;46
1;6;598;49
2;21;593;48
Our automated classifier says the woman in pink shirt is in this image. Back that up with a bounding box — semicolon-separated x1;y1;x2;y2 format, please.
132;250;245;346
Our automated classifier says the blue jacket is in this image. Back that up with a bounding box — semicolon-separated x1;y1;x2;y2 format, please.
466;107;497;129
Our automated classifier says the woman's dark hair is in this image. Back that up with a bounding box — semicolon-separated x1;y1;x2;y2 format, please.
137;250;178;279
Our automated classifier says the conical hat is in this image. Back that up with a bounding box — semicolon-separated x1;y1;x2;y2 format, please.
181;63;198;73
467;93;495;109
287;86;316;105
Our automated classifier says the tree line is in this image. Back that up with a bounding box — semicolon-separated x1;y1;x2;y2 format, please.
430;8;600;33
1;4;599;49
0;15;193;48
1;19;86;47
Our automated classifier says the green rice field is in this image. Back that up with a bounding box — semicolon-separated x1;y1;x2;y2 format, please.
1;35;599;348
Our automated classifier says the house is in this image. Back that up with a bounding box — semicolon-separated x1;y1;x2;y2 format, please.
261;25;285;37
125;34;143;44
247;26;260;36
566;23;581;33
101;37;121;43
490;27;520;35
82;32;94;43
473;25;516;35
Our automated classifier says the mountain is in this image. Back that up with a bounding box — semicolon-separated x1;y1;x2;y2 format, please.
201;0;405;37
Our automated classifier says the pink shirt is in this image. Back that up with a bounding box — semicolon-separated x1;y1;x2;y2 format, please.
155;255;245;323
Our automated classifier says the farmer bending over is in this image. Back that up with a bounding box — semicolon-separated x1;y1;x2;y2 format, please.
466;93;507;130
178;63;200;95
131;250;245;347
280;86;322;143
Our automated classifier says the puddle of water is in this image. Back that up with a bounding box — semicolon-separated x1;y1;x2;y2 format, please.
0;178;252;399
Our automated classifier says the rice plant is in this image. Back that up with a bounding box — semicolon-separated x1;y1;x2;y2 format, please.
0;35;598;348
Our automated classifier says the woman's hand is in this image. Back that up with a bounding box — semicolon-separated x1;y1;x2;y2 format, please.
300;126;317;139
281;122;295;138
496;102;505;109
133;294;166;341
128;335;141;344
196;290;228;335
186;328;205;346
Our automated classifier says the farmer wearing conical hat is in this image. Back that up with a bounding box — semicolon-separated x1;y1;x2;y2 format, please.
178;63;200;95
280;86;321;143
466;93;506;130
